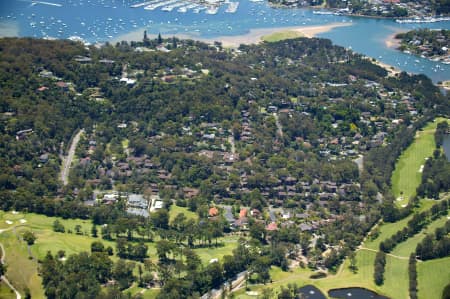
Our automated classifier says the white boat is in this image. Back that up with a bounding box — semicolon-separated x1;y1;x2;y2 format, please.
395;16;450;23
313;10;334;15
144;0;178;10
179;3;198;12
225;1;239;13
193;6;206;13
32;1;63;7
162;1;185;11
205;6;219;14
130;1;154;8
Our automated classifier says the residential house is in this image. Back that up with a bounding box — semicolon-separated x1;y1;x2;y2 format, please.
127;194;149;217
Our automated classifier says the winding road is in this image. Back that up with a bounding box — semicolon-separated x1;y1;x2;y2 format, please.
61;129;84;185
0;227;22;299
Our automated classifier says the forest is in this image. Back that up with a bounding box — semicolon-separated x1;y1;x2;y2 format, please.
0;36;449;298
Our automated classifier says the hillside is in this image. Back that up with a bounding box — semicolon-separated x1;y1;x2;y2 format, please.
0;36;449;298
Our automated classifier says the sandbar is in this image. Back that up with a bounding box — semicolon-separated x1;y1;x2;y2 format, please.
113;22;353;47
0;21;19;38
384;28;407;49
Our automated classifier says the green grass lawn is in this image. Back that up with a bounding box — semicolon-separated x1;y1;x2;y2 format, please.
124;283;159;299
0;210;26;230
0;281;16;299
0;229;45;299
195;235;240;264
417;256;450;299
261;31;304;43
0;210;103;299
381;256;409;299
168;205;198;221
315;250;378;293
391;118;449;207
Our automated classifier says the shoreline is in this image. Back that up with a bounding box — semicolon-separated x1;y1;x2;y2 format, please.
384;28;407;49
437;80;450;91
372;59;402;77
113;22;353;47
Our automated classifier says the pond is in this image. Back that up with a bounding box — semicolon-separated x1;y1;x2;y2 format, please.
443;134;450;162
328;287;389;299
297;285;327;299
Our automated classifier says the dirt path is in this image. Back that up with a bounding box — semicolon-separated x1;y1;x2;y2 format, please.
357;247;410;260
0;228;22;299
61;129;84;185
228;135;236;154
353;154;364;174
273;113;283;137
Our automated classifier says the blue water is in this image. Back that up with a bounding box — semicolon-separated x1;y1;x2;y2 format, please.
443;135;450;161
0;0;449;82
329;287;389;299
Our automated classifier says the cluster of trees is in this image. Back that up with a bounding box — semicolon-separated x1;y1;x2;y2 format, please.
435;121;449;148
416;219;450;261
374;251;386;286
443;284;450;299
380;200;449;253
409;253;418;299
116;238;148;262
417;149;450;199
155;238;285;298
41;250;135;298
417;120;450;198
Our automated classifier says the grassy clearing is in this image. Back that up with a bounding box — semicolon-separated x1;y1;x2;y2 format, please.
417;256;450;299
391;118;449;207
168;205;198;221
195;235;240;264
261;31;304;43
124;283;159;299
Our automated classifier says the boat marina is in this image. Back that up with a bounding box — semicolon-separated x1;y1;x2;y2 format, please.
132;0;239;13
